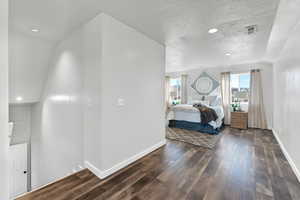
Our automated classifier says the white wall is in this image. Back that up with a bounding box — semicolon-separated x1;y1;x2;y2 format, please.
83;16;103;171
9;104;32;145
273;12;300;180
31;29;84;189
9;30;55;104
167;62;274;129
99;14;165;171
0;0;9;199
30;104;41;189
83;14;165;174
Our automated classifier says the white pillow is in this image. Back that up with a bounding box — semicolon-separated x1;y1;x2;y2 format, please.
192;100;210;106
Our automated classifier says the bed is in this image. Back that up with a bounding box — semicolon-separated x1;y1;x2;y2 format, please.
168;104;224;134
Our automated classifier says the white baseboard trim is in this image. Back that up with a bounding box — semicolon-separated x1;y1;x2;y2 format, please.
84;161;103;179
85;139;166;179
14;167;86;200
272;129;300;182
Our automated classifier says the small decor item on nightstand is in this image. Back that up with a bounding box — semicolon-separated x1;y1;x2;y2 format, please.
231;112;248;129
170;91;180;105
231;91;248;112
172;98;180;105
231;101;241;112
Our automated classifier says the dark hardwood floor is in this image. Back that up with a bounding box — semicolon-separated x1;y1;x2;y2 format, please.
17;127;300;200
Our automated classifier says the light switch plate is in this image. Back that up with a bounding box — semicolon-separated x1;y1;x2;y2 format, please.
117;98;125;106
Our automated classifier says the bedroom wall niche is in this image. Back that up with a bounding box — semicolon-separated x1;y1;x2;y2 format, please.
166;62;274;129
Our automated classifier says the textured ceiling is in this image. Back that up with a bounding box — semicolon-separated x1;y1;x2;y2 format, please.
265;0;300;62
10;0;279;72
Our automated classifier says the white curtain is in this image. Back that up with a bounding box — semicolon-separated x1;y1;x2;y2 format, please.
221;72;231;125
248;69;268;129
165;76;171;112
181;74;188;104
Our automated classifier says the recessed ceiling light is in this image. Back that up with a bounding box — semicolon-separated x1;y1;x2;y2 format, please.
16;96;23;101
225;53;231;56
31;29;39;32
208;28;218;34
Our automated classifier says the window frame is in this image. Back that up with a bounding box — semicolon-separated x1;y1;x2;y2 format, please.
169;77;182;105
230;72;251;107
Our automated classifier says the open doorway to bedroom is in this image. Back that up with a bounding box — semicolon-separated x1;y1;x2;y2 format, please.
165;72;224;149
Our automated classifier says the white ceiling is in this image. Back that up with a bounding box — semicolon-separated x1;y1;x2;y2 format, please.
9;30;55;104
265;0;300;61
10;0;279;72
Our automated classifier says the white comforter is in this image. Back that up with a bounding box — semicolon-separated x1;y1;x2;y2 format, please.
169;104;224;129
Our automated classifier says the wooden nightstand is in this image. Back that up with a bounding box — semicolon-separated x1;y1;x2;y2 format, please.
231;112;248;129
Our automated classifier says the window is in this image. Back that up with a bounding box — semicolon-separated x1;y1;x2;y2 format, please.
170;78;181;105
230;73;250;111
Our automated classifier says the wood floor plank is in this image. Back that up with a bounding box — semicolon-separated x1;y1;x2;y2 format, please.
271;175;293;200
16;127;300;200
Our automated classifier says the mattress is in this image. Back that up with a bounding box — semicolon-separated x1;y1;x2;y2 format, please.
170;104;224;129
